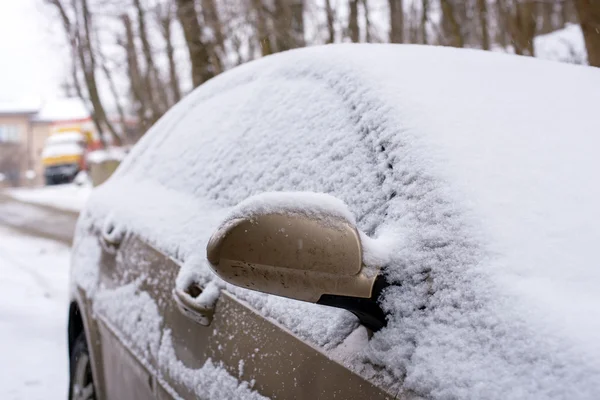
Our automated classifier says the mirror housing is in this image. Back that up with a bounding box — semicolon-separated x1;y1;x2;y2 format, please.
207;206;387;331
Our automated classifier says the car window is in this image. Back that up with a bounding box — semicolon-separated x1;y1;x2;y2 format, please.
123;73;390;237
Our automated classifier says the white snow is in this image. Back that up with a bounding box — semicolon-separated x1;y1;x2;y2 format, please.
8;183;92;212
45;131;86;145
535;24;587;65
189;280;221;309
158;330;268;400
33;98;89;122
223;191;357;225
74;44;600;399
86;147;128;164
0;98;40;114
41;142;84;159
93;280;163;361
0;227;70;400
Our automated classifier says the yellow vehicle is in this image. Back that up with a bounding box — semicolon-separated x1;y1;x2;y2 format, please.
42;126;95;185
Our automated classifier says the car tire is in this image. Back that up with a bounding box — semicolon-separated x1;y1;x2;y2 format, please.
68;333;96;400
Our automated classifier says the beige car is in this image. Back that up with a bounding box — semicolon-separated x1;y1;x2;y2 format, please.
67;45;600;400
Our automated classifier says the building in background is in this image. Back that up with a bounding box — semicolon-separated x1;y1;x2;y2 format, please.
0;98;95;187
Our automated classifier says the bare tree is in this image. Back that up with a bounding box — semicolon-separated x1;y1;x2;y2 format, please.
361;0;372;42
176;0;214;87
348;0;360;42
290;0;306;47
389;0;404;43
440;0;464;47
325;0;336;43
95;36;127;138
133;0;168;122
408;0;419;43
252;0;274;55
200;0;225;73
478;0;490;50
120;13;149;133
574;0;600;67
511;1;537;56
45;0;122;146
421;0;428;44
156;2;182;104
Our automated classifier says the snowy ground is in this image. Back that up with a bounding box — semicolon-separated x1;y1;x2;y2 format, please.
0;227;70;400
7;183;92;213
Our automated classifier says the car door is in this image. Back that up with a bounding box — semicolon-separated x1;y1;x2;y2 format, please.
155;256;397;399
91;67;400;398
92;228;164;399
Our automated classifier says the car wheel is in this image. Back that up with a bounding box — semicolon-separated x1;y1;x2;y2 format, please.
69;333;96;400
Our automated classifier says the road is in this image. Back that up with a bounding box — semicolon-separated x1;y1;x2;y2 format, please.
0;194;77;399
0;193;77;244
0;225;71;400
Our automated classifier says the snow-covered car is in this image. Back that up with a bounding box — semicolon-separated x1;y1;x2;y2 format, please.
68;45;600;400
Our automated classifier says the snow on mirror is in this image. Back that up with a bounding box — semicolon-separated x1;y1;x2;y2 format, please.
206;192;388;331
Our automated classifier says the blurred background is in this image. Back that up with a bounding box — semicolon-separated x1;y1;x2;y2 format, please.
0;0;598;189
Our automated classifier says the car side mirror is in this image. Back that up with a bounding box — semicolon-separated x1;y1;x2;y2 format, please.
206;193;387;331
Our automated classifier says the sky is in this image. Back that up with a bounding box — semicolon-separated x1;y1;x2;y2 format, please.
0;0;65;102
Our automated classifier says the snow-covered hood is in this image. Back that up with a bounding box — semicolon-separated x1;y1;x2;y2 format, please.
80;44;600;399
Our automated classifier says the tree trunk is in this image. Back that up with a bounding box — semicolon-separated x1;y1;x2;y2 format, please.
513;1;537;56
408;1;419;43
79;0;121;145
560;0;579;26
252;0;273;55
45;0;122;146
495;0;509;49
389;0;404;43
361;0;371;42
94;28;127;139
200;0;225;73
175;0;214;87
325;0;336;43
274;0;293;51
421;0;428;44
574;0;600;67
538;1;555;34
348;0;360;42
121;14;149;134
133;0;167;121
290;0;305;47
478;0;489;50
440;0;464;47
157;3;182;104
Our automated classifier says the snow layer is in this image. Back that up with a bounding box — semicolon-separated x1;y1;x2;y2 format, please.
158;330;268;400
45;131;86;145
41;142;84;159
33;97;89;122
93;280;163;361
535;24;587;65
86;147;128;164
8;183;92;212
0;227;70;400
223;191;357;225
76;44;600;398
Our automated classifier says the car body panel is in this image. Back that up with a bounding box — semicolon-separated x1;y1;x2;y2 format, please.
78;231;398;399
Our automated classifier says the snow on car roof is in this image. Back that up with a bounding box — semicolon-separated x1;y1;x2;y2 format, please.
79;44;600;399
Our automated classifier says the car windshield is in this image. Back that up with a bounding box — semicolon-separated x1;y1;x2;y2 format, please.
1;1;599;400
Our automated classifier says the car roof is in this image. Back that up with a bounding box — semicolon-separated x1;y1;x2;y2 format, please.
85;44;600;398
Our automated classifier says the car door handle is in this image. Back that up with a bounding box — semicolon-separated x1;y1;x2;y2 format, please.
100;222;124;252
172;282;219;326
